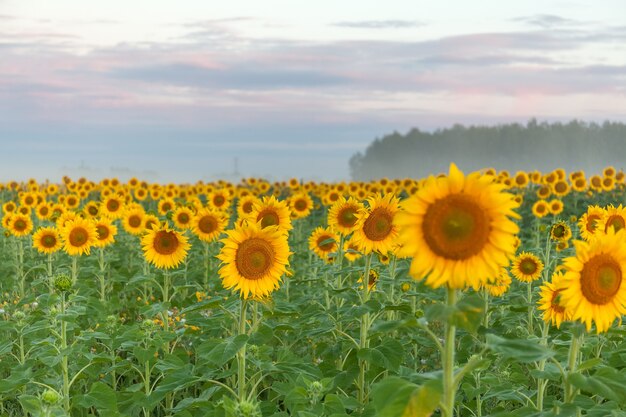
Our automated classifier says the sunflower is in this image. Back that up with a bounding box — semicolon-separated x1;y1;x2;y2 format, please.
571;177;587;192
64;194;80;210
589;175;602;192
537;272;571;329
512;171;529;188
56;211;78;229
532;200;549;218
395;164;520;289
249;196;292;233
236;196;259;220
560;230;626;333
2;201;16;215
578;205;605;241
602;176;615;192
548;199;563;216
484;268;512;297
327;196;364;235
352;194;399;255
134;187;148;201
8;214;34;237
35;202;52;221
101;195;124;219
60;217;97;256
158;198;176;215
93;218;118;247
601;205;626;234
511;252;544;283
217;222;290;299
83;201;101;219
343;237;362;262
289;192;314;219
32;227;62;254
143;214;160;231
122;207;146;235
323;189;342;206
192;208;227;242
141;225;190;269
550;221;572;242
358;269;379;292
208;189;231;211
308;227;339;262
536;186;551;200
172;206;194;230
20;191;38;208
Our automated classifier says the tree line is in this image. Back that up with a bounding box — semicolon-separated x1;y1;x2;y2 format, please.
349;119;626;180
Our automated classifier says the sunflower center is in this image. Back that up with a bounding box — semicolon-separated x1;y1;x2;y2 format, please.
214;195;226;206
551;289;566;314
198;215;217;234
162;203;172;212
42;235;57;248
338;207;358;228
586;214;600;232
96;225;110;240
362;207;393;241
552;225;566;239
294;199;307;211
153;231;180;255
422;194;490;260
605;215;625;233
316;235;335;252
25;196;34;205
107;200;120;212
177;213;190;224
554;182;567;193
329;193;339;202
14;219;27;231
235;237;275;280
69;227;88;247
40;207;49;215
580;254;622;305
520;259;538;275
129;215;142;228
258;210;279;228
242;201;253;214
88;206;98;216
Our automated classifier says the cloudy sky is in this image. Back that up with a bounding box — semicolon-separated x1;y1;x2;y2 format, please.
1;0;625;182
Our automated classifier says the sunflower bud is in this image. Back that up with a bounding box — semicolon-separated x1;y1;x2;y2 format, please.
41;389;60;405
401;282;411;292
234;399;261;417
53;273;73;293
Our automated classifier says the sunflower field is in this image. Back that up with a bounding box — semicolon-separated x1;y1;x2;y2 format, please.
1;165;626;417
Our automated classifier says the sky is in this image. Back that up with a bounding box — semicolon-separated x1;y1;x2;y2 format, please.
1;0;625;183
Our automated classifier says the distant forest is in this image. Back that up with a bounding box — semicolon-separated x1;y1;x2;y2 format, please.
349;120;626;180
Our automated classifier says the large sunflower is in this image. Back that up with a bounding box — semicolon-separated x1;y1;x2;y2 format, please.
327;196;364;235
192;208;227;242
236;195;259;220
511;252;544;283
560;230;626;333
217;223;290;299
32;227;62;254
537;271;571;329
141;225;190;269
395;163;520;289
101;195;124;219
352;194;399;255
60;217;97;256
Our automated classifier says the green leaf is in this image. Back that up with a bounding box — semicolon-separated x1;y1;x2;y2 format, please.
372;376;442;417
18;395;41;415
205;335;249;367
452;294;485;333
486;334;554;363
77;382;119;413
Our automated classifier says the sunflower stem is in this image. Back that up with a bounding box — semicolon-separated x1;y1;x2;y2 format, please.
47;253;53;293
564;331;581;405
527;282;534;335
536;320;550;411
17;238;25;299
203;241;210;289
441;286;458;417
98;248;106;302
162;269;170;334
358;253;372;406
237;298;248;401
60;291;71;414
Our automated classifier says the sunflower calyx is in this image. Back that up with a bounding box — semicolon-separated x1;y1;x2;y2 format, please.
53;273;73;293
